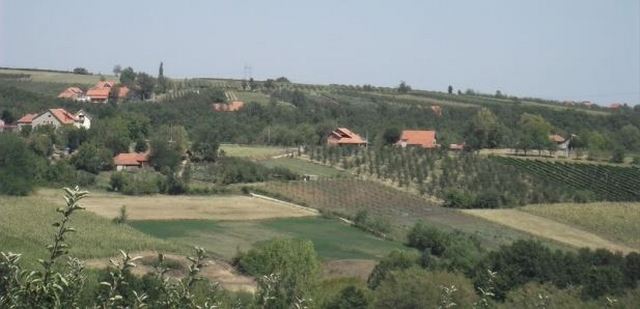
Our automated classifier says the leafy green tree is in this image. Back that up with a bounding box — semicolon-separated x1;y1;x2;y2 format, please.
1;109;15;123
618;124;640;152
326;285;369;309
516;113;554;155
135;72;156;100
448;85;453;94
0;134;37;195
465;108;502;151
237;239;320;308
112;64;122;76
73;67;89;74
29;134;53;157
119;67;136;86
149;139;182;172
397;81;411;94
134;138;148;152
71;143;113;174
191;124;220;162
382;127;401;145
373;268;478;309
368;250;418;289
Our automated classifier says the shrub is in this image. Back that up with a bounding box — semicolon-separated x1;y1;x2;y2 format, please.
443;189;475;208
0;134;37;195
367;250;419;289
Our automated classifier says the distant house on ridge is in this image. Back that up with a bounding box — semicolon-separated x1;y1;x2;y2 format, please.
212;101;245;112
327;128;367;147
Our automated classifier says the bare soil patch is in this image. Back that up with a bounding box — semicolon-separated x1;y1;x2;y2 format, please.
84;251;256;293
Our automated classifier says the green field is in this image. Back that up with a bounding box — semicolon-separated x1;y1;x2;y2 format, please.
0;68;116;84
522;202;640;250
0;192;182;266
131;217;408;260
220;144;294;160
260;158;349;178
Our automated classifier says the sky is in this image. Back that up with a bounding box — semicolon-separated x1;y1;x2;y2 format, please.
1;0;639;105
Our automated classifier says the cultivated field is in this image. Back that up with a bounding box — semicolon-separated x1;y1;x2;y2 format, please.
36;189;316;221
260;158;349;178
0;68;116;84
0;190;182;265
521;202;640;250
256;179;549;249
219;143;295;160
130;217;408;260
462;209;637;253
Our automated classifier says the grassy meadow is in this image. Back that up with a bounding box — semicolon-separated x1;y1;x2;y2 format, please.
260;158;350;178
131;217;409;260
0;68;116;84
219;143;295;160
522;202;640;250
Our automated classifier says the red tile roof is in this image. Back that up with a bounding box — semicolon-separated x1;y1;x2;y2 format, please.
17;113;38;124
86;87;111;100
49;108;78;125
549;134;565;143
96;80;116;88
117;86;130;98
327;128;367;145
213;101;245;112
57;87;84;99
397;130;437;148
113;152;149;166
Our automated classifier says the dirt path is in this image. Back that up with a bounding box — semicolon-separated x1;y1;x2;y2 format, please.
84;251;256;293
462;209;636;253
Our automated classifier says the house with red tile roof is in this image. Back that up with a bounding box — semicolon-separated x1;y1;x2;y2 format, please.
213;101;245;112
18;108;91;131
85;80;129;103
327;128;367;146
113;152;150;171
57;87;86;101
396;130;438;149
16;113;39;130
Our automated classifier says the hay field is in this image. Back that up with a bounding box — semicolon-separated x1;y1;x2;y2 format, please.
462;209;637;253
219;143;295;160
36;189;317;221
522;202;640;250
0;68;116;84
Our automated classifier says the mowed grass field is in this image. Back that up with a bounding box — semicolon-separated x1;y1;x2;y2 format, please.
131;217;409;260
260;158;349;178
219;144;295;160
521;202;640;250
0;191;183;266
462;209;636;253
36;189;316;221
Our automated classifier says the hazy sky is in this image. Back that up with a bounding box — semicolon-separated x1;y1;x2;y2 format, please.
1;0;639;105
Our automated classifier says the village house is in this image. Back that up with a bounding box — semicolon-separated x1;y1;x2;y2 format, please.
327;127;367;147
17;109;91;131
396;130;438;149
113;152;150;171
549;134;572;156
212;101;245;112
59;81;129;103
449;143;465;151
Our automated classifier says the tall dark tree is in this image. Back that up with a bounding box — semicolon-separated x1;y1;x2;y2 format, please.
156;62;168;94
112;64;122;76
0;134;38;195
448;85;453;94
119;67;136;86
397;81;411;94
135;72;156;100
1;110;15;123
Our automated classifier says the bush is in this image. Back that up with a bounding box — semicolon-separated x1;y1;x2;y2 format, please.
109;171;164;195
0;134;38;195
443;189;475;208
372;268;478;309
367;250;419;289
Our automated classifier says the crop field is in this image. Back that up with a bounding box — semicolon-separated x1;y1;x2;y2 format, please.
521;202;640;250
495;157;640;201
36;189;316;221
260;158;349;178
256;179;547;249
0;191;182;266
219;143;295;160
130;217;409;260
462;209;636;253
0;68;116;84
